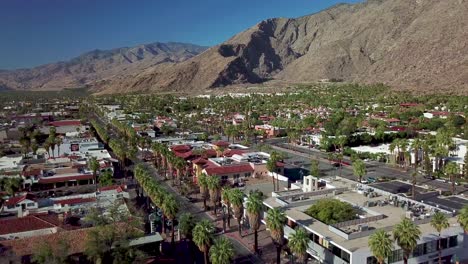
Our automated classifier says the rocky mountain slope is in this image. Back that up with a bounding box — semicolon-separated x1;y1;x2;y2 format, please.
0;42;207;91
97;0;468;94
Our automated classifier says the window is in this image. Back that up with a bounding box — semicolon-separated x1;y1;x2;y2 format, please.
367;256;378;264
426;240;437;254
449;236;458;248
26;203;35;207
233;174;240;179
7;205;14;209
388;249;403;263
440;238;448;249
244;173;251;177
221;175;228;181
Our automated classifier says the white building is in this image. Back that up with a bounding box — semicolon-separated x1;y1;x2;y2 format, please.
263;177;467;264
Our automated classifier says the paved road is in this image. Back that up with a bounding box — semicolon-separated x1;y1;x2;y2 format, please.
269;143;468;195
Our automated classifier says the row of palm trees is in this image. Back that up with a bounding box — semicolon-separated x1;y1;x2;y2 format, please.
151;142;187;184
370;208;468;264
134;164;179;246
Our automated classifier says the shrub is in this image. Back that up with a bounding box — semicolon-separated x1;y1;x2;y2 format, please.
305;199;358;225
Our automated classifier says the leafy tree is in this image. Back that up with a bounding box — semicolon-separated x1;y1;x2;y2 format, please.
84;202;143;264
309;157;319;177
98;170;114;187
352;158;366;183
430;212;450;264
209;237;235;264
305;199;357;225
369;230;394;264
193;220;215;264
393;218;421;264
32;238;70;264
246;191;262;253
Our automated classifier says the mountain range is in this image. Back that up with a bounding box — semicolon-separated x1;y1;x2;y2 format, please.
1;0;468;94
0;42;207;91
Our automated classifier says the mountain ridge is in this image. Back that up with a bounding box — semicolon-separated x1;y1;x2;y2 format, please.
96;0;468;94
0;42;208;91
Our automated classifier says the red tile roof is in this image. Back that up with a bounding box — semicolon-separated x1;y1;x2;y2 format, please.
174;150;193;159
192;158;208;165
49;120;81;127
0;215;56;235
4;194;36;206
38;174;94;184
212;141;230;147
223;149;246;157
98;185;124;193
0;227;90;256
171;145;192;152
53;197;96;206
204;164;254;175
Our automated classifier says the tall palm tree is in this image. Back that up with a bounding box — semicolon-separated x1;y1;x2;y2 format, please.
457;205;468;234
288;227;311;264
410;138;422;198
193;220;214;264
55;137;63;157
162;195;179;247
222;188;232;228
230;189;245;236
207;176;221;215
246;192;262;253
393;218;421;264
209;237;235;264
88;157;100;192
266;208;287;264
430;212;450;264
444;162;460;194
352;158;366;183
369;230;394;264
198;173;209;211
179;213;196;240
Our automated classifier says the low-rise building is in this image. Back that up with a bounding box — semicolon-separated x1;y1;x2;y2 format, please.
262;177;467;264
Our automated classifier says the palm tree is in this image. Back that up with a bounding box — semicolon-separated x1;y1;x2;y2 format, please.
222;188;232;229
207;176;221;215
162;195;179;247
56;137;63;157
457;205;468;234
444;162;460;194
352;158;366;183
193;220;214;264
179;213;196;240
369;230;394;264
209;237;234;264
88;157;100;192
393;218;421;264
198;173;209;211
431;212;450;264
266;208;287;264
246;191;262;253
410;138;422;198
230;189;245;237
44;141;51;158
288;227;311;264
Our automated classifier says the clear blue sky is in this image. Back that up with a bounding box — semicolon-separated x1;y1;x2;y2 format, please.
1;0;361;70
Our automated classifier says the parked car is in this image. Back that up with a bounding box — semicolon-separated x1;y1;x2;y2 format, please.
423;175;435;180
367;177;377;183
